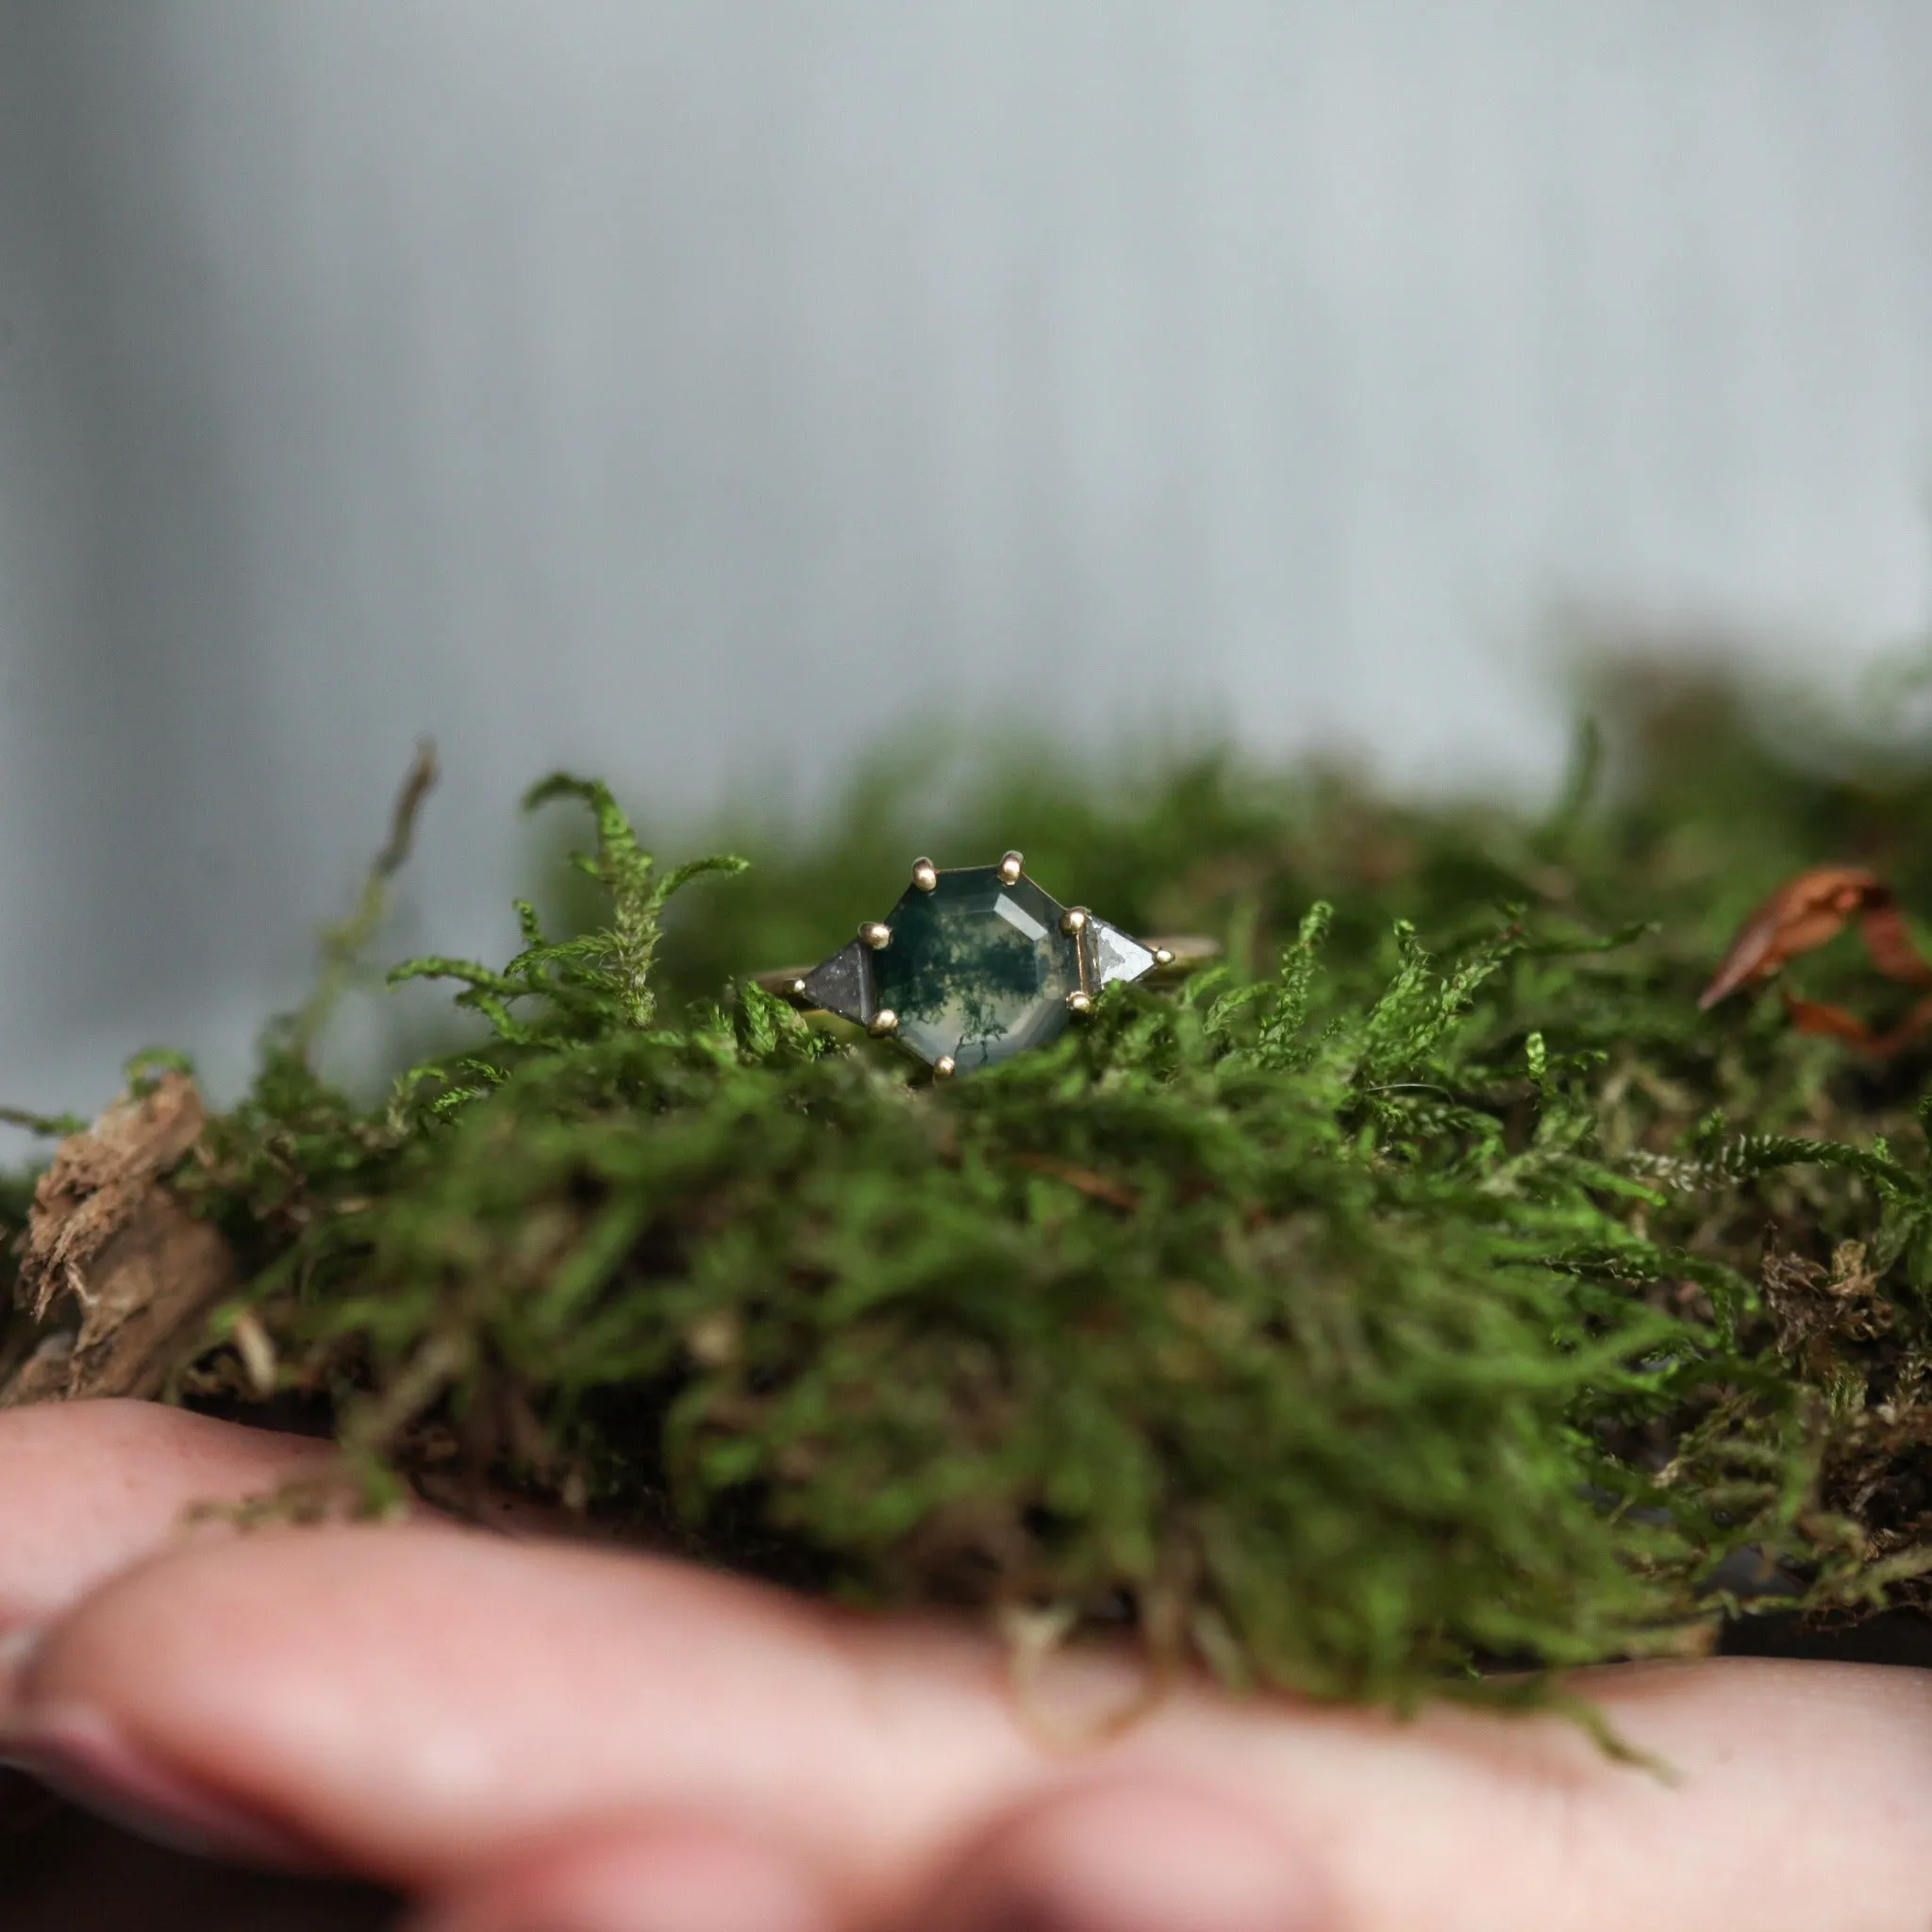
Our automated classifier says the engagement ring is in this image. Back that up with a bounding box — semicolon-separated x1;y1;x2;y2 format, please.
755;852;1219;1077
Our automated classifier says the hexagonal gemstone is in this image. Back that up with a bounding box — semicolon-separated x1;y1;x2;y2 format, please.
874;867;1081;1071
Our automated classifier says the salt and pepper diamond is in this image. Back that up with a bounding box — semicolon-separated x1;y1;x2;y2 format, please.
795;854;1161;1074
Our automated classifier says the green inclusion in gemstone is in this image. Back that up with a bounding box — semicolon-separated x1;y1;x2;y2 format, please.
874;867;1081;1071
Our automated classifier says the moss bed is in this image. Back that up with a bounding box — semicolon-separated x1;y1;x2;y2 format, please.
11;656;1932;1731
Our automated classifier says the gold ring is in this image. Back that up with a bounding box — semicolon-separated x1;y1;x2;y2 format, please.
752;851;1222;1077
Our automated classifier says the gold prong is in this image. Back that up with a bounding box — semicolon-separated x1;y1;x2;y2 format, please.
1066;990;1093;1016
932;1054;957;1079
999;850;1024;884
859;921;892;950
1060;907;1089;935
911;857;939;892
1153;947;1175;969
868;1008;899;1038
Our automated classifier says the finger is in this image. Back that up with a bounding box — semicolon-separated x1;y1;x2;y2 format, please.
404;1819;840;1932
0;1398;339;1834
0;1399;337;1632
8;1524;1932;1929
912;1776;1326;1932
0;1394;560;1622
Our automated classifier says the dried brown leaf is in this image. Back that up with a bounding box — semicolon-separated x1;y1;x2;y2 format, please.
1701;865;1932;1055
1700;866;1895;1009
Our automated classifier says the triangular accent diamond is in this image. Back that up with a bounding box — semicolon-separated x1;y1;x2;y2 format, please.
801;940;873;1024
1088;918;1158;989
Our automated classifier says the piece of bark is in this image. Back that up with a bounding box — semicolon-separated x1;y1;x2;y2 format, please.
2;1074;236;1407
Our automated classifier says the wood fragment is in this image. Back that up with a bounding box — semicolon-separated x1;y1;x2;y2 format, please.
1;1073;236;1407
230;1307;279;1399
1013;1152;1140;1211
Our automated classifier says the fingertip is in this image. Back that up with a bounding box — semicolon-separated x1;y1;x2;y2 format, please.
404;1818;842;1932
916;1776;1327;1932
0;1399;339;1628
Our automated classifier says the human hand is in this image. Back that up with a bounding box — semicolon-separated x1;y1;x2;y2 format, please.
1;1400;1928;1932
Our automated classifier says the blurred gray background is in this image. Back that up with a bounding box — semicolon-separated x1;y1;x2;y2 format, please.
3;2;1932;1121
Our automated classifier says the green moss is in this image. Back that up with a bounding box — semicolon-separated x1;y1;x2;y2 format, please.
31;658;1932;1718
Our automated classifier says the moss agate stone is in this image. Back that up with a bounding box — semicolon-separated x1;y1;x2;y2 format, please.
875;867;1081;1071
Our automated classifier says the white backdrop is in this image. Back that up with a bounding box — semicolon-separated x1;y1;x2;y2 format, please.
3;2;1931;1118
